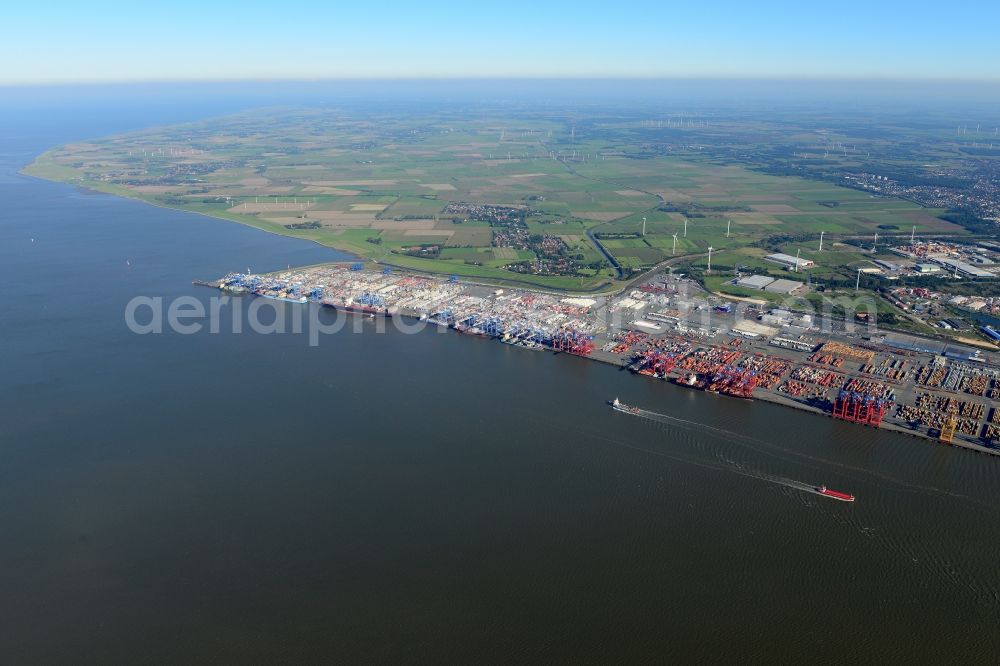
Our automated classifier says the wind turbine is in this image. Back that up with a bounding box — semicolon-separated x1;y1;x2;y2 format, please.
641;217;647;236
706;246;714;274
856;268;862;292
683;218;688;237
672;233;678;255
726;219;731;238
819;230;825;252
872;233;878;253
910;226;916;244
794;249;801;273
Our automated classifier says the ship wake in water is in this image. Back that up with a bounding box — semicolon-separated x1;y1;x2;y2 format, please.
611;398;856;501
607;397;983;504
595;398;1000;605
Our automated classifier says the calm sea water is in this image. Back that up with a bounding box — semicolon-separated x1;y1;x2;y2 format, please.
1;100;999;664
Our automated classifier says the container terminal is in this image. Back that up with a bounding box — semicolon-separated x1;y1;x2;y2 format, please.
206;262;1000;456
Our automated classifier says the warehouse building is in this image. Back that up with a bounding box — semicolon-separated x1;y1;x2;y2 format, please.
765;253;815;270
873;260;900;272
735;274;776;290
931;258;993;279
764;278;805;295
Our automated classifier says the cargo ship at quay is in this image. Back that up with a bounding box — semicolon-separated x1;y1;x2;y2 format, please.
207;263;1000;457
325;301;389;317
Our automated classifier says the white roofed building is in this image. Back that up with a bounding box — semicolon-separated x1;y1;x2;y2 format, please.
765;253;815;270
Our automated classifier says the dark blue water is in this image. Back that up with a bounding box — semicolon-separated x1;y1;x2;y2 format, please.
1;96;999;664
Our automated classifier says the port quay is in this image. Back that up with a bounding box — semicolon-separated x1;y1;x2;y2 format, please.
202;262;1000;457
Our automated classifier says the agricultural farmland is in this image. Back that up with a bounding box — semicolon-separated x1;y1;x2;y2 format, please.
25;106;969;291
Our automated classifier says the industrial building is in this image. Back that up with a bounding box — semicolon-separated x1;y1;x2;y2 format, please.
930;258;994;278
735;274;775;290
880;333;984;362
764;279;805;295
873;260;900;272
769;336;816;352
765;253;815;270
732;320;778;338
760;309;790;326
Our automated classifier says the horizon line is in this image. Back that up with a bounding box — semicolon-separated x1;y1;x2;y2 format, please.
4;74;1000;88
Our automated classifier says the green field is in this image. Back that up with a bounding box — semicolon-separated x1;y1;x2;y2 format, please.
24;107;968;291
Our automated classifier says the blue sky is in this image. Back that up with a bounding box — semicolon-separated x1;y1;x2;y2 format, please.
3;1;998;84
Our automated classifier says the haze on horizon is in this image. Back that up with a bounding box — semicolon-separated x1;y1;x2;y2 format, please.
3;0;999;85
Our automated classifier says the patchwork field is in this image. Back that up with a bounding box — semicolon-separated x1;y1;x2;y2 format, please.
24;107;967;290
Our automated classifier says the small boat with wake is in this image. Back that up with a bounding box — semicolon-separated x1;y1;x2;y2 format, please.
610;397;641;415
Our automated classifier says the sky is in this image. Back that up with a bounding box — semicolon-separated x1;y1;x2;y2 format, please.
3;1;999;84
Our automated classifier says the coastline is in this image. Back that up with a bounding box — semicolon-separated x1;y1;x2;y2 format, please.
587;345;1000;457
19;157;622;295
25;147;999;459
196;270;1000;458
